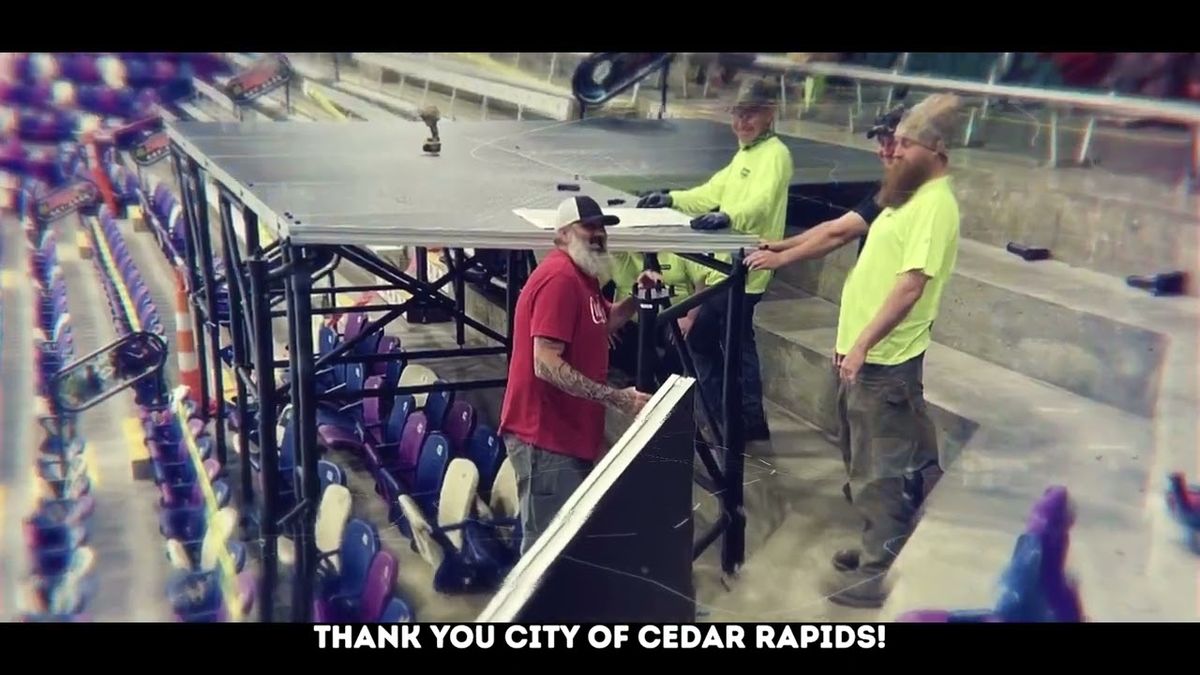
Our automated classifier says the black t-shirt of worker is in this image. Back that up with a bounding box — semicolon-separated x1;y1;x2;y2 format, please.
852;186;883;258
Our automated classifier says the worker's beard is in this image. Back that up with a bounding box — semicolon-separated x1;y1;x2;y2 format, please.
566;234;612;283
876;156;934;209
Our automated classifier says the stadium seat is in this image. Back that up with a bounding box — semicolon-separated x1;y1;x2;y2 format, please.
443;400;477;454
424;382;453;430
379;596;416;622
21;545;96;620
315;518;380;607
360;394;415;468
374;336;403;378
159;477;231;511
163;506;246;574
315;362;366;438
319;459;347;493
317;366;373;451
398;363;438;408
466;426;506;502
398;457;518;592
412;432;452;516
279;483;352;566
316;550;399;622
377;411;428;495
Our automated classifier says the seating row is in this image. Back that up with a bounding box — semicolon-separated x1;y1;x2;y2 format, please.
308;315;523;593
134;173;230;323
275;459;416;622
148;399;257;621
83;198;257;621
21;211;95;621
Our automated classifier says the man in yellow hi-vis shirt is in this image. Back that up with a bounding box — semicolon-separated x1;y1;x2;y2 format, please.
747;92;962;608
637;79;793;440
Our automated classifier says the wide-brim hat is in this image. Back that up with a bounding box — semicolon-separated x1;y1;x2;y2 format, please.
731;78;780;110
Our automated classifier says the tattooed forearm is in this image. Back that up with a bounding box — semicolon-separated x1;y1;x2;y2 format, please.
535;352;617;404
533;337;619;405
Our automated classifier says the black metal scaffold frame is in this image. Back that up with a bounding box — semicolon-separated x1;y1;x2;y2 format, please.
165;125;754;624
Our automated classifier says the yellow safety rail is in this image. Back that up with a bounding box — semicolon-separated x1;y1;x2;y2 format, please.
87;216;143;333
172;387;242;621
301;81;348;122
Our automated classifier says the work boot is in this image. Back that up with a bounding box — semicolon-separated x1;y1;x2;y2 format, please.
832;548;860;572
821;568;889;609
745;422;771;442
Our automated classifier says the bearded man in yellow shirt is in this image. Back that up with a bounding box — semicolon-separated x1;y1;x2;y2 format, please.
637;79;793;441
747;92;962;608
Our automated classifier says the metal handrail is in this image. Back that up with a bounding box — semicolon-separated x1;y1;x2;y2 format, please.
750;54;1200;126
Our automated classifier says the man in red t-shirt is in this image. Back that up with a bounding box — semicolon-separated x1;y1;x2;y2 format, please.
500;195;656;553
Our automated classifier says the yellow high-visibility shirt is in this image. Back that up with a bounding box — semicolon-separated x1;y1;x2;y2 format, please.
836;175;960;365
668;133;793;295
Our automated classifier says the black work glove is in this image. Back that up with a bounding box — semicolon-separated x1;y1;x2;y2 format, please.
636;192;672;209
689;212;731;231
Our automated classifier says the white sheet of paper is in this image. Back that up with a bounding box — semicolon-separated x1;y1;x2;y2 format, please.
514;207;692;230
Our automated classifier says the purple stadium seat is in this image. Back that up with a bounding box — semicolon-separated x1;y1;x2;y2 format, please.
386;411;428;491
374;336;401;377
159;507;207;554
360;375;384;430
363;393;414;452
158;471;229;510
442;401;476;454
342;312;366;343
322;550;399;622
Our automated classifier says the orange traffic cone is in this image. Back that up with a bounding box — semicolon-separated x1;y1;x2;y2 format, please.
174;269;204;402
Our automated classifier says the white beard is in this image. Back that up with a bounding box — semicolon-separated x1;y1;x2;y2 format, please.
566;235;612;283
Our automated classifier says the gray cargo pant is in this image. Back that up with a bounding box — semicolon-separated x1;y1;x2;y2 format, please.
504;435;594;555
836;352;943;574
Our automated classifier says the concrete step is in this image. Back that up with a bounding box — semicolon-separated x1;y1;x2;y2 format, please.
773;236;1199;418
748;284;1199;620
689;401;847;568
349;53;578;121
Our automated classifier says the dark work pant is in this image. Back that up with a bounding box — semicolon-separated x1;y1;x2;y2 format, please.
504;435;593;555
836;352;942;574
686;291;766;431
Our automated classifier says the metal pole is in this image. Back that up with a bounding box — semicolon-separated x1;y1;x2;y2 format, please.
218;195;255;518
284;244;319;622
452;249;466;346
170;149;212;427
505;251;517;361
719;250;747;576
1190;124;1200;194
248;255;279;623
187;162;227;464
635;253;662;393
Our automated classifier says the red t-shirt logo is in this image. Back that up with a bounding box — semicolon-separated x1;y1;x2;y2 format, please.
589;295;608;326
